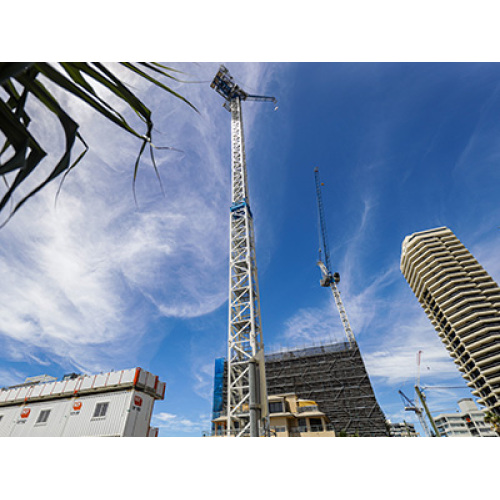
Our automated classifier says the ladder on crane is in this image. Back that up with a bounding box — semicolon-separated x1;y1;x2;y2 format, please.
211;65;276;437
314;167;356;348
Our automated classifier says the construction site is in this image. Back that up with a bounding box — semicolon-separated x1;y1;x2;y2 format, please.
212;342;389;437
208;65;390;437
208;65;500;438
2;63;499;439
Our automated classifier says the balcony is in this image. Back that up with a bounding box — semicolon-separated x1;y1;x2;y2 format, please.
289;424;335;437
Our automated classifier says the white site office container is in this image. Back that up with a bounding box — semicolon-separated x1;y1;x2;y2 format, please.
0;367;164;437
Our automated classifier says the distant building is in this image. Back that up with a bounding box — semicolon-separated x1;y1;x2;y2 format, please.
211;342;389;437
388;420;419;437
213;393;335;437
435;398;497;437
0;368;165;437
401;227;500;416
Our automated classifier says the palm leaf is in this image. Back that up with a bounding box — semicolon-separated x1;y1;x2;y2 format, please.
0;62;197;223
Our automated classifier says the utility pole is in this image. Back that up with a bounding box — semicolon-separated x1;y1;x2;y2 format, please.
415;385;441;437
211;66;276;437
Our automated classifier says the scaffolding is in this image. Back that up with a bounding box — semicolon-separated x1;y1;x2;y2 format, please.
213;341;389;437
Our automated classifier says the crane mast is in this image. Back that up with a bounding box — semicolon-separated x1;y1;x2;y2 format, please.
211;66;276;437
314;167;356;347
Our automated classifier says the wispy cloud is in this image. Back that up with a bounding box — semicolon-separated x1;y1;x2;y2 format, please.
274;255;464;387
0;63;276;375
0;62;284;388
152;411;210;435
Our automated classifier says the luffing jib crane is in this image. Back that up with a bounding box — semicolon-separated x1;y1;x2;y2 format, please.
398;389;432;437
414;351;441;437
314;167;356;348
211;65;276;437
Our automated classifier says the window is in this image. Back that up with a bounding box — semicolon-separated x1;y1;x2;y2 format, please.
93;402;109;418
309;418;324;432
268;401;284;414
36;410;51;424
297;405;319;413
271;426;286;434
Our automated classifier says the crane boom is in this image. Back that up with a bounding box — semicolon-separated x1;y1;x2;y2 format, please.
211;65;276;437
398;389;432;437
314;168;356;347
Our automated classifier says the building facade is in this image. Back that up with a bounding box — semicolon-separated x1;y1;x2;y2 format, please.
388;421;419;437
435;398;497;437
0;368;165;437
213;393;335;437
401;227;500;416
212;342;389;437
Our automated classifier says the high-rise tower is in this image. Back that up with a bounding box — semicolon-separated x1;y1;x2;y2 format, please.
401;227;500;416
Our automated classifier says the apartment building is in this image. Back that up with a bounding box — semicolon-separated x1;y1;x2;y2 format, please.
388;420;419;437
435;398;497;437
212;393;335;437
400;227;500;416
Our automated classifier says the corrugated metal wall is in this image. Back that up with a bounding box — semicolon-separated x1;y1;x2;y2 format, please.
0;389;154;437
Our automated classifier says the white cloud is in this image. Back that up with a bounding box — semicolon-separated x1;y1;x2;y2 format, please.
0;63;277;374
0;366;27;389
274;257;463;387
191;361;217;402
152;411;209;435
154;412;177;422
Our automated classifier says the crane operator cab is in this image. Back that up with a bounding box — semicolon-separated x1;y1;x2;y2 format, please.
320;272;340;288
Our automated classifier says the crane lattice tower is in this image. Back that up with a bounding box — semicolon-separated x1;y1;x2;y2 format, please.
211;66;276;437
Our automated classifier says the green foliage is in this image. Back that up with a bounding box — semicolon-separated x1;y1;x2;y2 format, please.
337;429;360;437
484;411;500;435
0;62;196;224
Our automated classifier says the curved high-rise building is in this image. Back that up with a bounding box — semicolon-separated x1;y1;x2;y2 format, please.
401;227;500;416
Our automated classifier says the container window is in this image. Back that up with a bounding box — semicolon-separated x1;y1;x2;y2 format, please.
36;410;51;424
93;402;109;418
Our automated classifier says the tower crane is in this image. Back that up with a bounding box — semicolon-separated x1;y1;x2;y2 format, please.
414;350;441;437
314;167;356;348
211;65;276;437
398;389;432;437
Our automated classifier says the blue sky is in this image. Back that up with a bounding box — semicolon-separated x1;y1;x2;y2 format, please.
1;62;500;437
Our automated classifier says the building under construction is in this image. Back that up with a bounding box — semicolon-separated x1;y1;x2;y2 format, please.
212;341;389;437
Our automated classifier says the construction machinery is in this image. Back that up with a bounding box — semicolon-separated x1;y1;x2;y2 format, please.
414;350;441;436
211;65;276;437
314;167;356;347
399;389;432;437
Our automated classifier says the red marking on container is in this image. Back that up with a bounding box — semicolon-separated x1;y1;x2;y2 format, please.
25;385;34;402
133;368;141;386
74;378;82;395
20;408;31;419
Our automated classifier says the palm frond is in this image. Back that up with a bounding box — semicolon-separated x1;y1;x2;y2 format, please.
0;62;196;224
